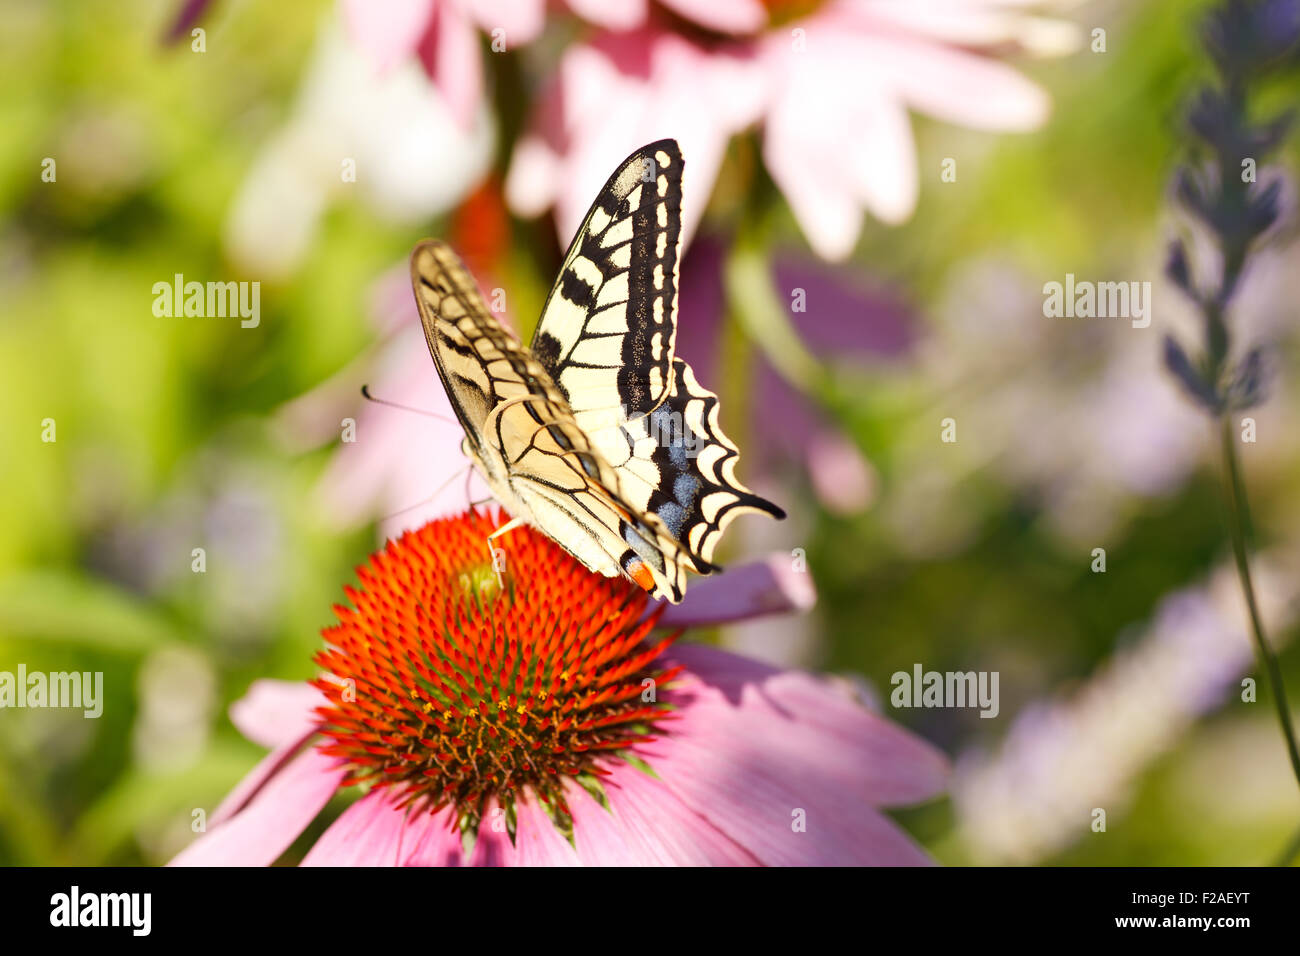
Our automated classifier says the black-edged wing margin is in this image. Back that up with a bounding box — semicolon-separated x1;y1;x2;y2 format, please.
619;357;785;569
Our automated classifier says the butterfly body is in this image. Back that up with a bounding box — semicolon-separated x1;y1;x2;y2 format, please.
411;140;782;603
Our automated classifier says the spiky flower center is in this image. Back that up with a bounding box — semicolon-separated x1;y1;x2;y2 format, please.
312;510;679;839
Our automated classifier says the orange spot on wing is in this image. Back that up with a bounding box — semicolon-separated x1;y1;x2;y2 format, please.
626;558;655;592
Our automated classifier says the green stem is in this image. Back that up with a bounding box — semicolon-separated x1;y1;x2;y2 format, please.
723;231;821;393
1218;417;1300;799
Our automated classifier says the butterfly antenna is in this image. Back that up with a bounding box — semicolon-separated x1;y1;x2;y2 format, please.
379;464;474;522
361;384;459;426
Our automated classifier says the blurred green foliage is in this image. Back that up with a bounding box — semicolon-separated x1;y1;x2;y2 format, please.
1;0;1298;865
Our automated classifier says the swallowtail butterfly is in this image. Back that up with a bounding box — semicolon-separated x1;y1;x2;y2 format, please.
410;139;783;602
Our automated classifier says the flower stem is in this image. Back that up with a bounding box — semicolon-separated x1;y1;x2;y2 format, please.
1217;417;1300;801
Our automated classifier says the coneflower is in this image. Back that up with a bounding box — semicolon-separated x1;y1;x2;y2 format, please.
312;509;681;849
172;510;947;866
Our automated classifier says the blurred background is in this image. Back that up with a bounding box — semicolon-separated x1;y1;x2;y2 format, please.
2;0;1299;866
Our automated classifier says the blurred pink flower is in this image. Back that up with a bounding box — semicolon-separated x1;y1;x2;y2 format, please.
170;513;945;866
340;0;767;130
342;0;544;128
568;0;768;33
507;0;1068;259
759;0;1056;258
506;25;766;247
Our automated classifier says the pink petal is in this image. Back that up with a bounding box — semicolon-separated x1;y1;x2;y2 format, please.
376;797;580;866
641;732;934;865
504;133;562;218
665;643;950;806
367;260;423;335
656;554;815;628
807;428;875;514
313;323;487;537
851;0;1081;57
465;809;521;866
468;0;547;44
342;0;435;72
169;746;345;866
419;1;484;130
456;797;581;865
211;730;315;825
658;0;767;34
570;765;759;864
626;645;948;864
759;7;1048;257
401;805;466;865
857;33;1049;130
508;798;582;865
229;679;325;749
511;30;764;248
301;790;415;866
563;0;647;31
762;30;917;255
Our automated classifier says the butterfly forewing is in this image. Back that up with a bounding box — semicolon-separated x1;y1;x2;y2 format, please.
411;238;695;600
531;140;683;432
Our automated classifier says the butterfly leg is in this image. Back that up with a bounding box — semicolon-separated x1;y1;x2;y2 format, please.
485;516;526;587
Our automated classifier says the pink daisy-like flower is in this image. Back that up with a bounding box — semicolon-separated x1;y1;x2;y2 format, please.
757;0;1057;259
339;0;763;130
507;0;1070;259
506;25;766;250
342;0;545;129
171;510;946;865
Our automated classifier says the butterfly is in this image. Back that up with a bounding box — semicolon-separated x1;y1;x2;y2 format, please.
410;139;783;603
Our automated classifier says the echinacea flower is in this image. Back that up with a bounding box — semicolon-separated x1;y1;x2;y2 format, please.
507;0;1073;259
171;510;947;865
340;0;761;132
756;0;1065;259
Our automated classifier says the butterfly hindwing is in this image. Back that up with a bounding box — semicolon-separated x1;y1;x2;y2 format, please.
618;357;785;567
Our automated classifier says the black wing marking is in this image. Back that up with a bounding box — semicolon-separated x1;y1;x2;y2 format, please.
530;140;683;430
